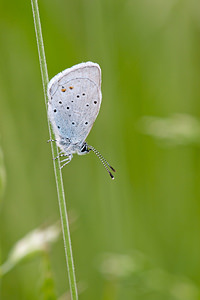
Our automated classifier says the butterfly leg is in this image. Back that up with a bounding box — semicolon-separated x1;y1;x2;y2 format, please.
53;152;66;160
47;139;57;143
60;154;73;169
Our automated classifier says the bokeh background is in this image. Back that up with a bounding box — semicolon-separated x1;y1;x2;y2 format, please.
1;0;200;299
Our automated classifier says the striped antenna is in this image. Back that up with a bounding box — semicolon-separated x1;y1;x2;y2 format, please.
88;145;116;180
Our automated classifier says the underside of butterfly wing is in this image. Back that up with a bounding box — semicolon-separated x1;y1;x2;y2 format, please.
48;62;102;154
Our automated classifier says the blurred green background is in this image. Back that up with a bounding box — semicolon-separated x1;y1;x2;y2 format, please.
1;0;200;299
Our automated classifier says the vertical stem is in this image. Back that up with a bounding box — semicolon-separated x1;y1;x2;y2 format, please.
30;1;78;299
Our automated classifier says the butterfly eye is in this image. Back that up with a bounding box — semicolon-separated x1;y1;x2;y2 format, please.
80;143;88;153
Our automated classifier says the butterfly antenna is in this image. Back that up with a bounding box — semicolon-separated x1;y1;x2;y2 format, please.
88;145;116;180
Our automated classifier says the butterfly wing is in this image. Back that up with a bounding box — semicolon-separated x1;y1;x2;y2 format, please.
48;62;102;145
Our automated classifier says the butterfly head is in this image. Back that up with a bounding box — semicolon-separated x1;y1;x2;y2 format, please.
77;142;91;156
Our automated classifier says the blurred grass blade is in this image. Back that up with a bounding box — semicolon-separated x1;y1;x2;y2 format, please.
0;144;6;204
138;114;200;146
0;223;60;277
40;252;57;300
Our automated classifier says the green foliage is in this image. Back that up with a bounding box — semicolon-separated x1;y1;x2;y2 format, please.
98;252;200;300
40;253;57;300
1;0;200;299
0;145;6;203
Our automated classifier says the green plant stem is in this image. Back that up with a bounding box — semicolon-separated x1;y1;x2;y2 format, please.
31;1;78;299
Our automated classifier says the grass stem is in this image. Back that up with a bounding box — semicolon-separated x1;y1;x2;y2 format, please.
31;1;78;299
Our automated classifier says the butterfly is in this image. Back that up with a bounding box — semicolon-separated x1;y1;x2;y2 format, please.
47;62;115;179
